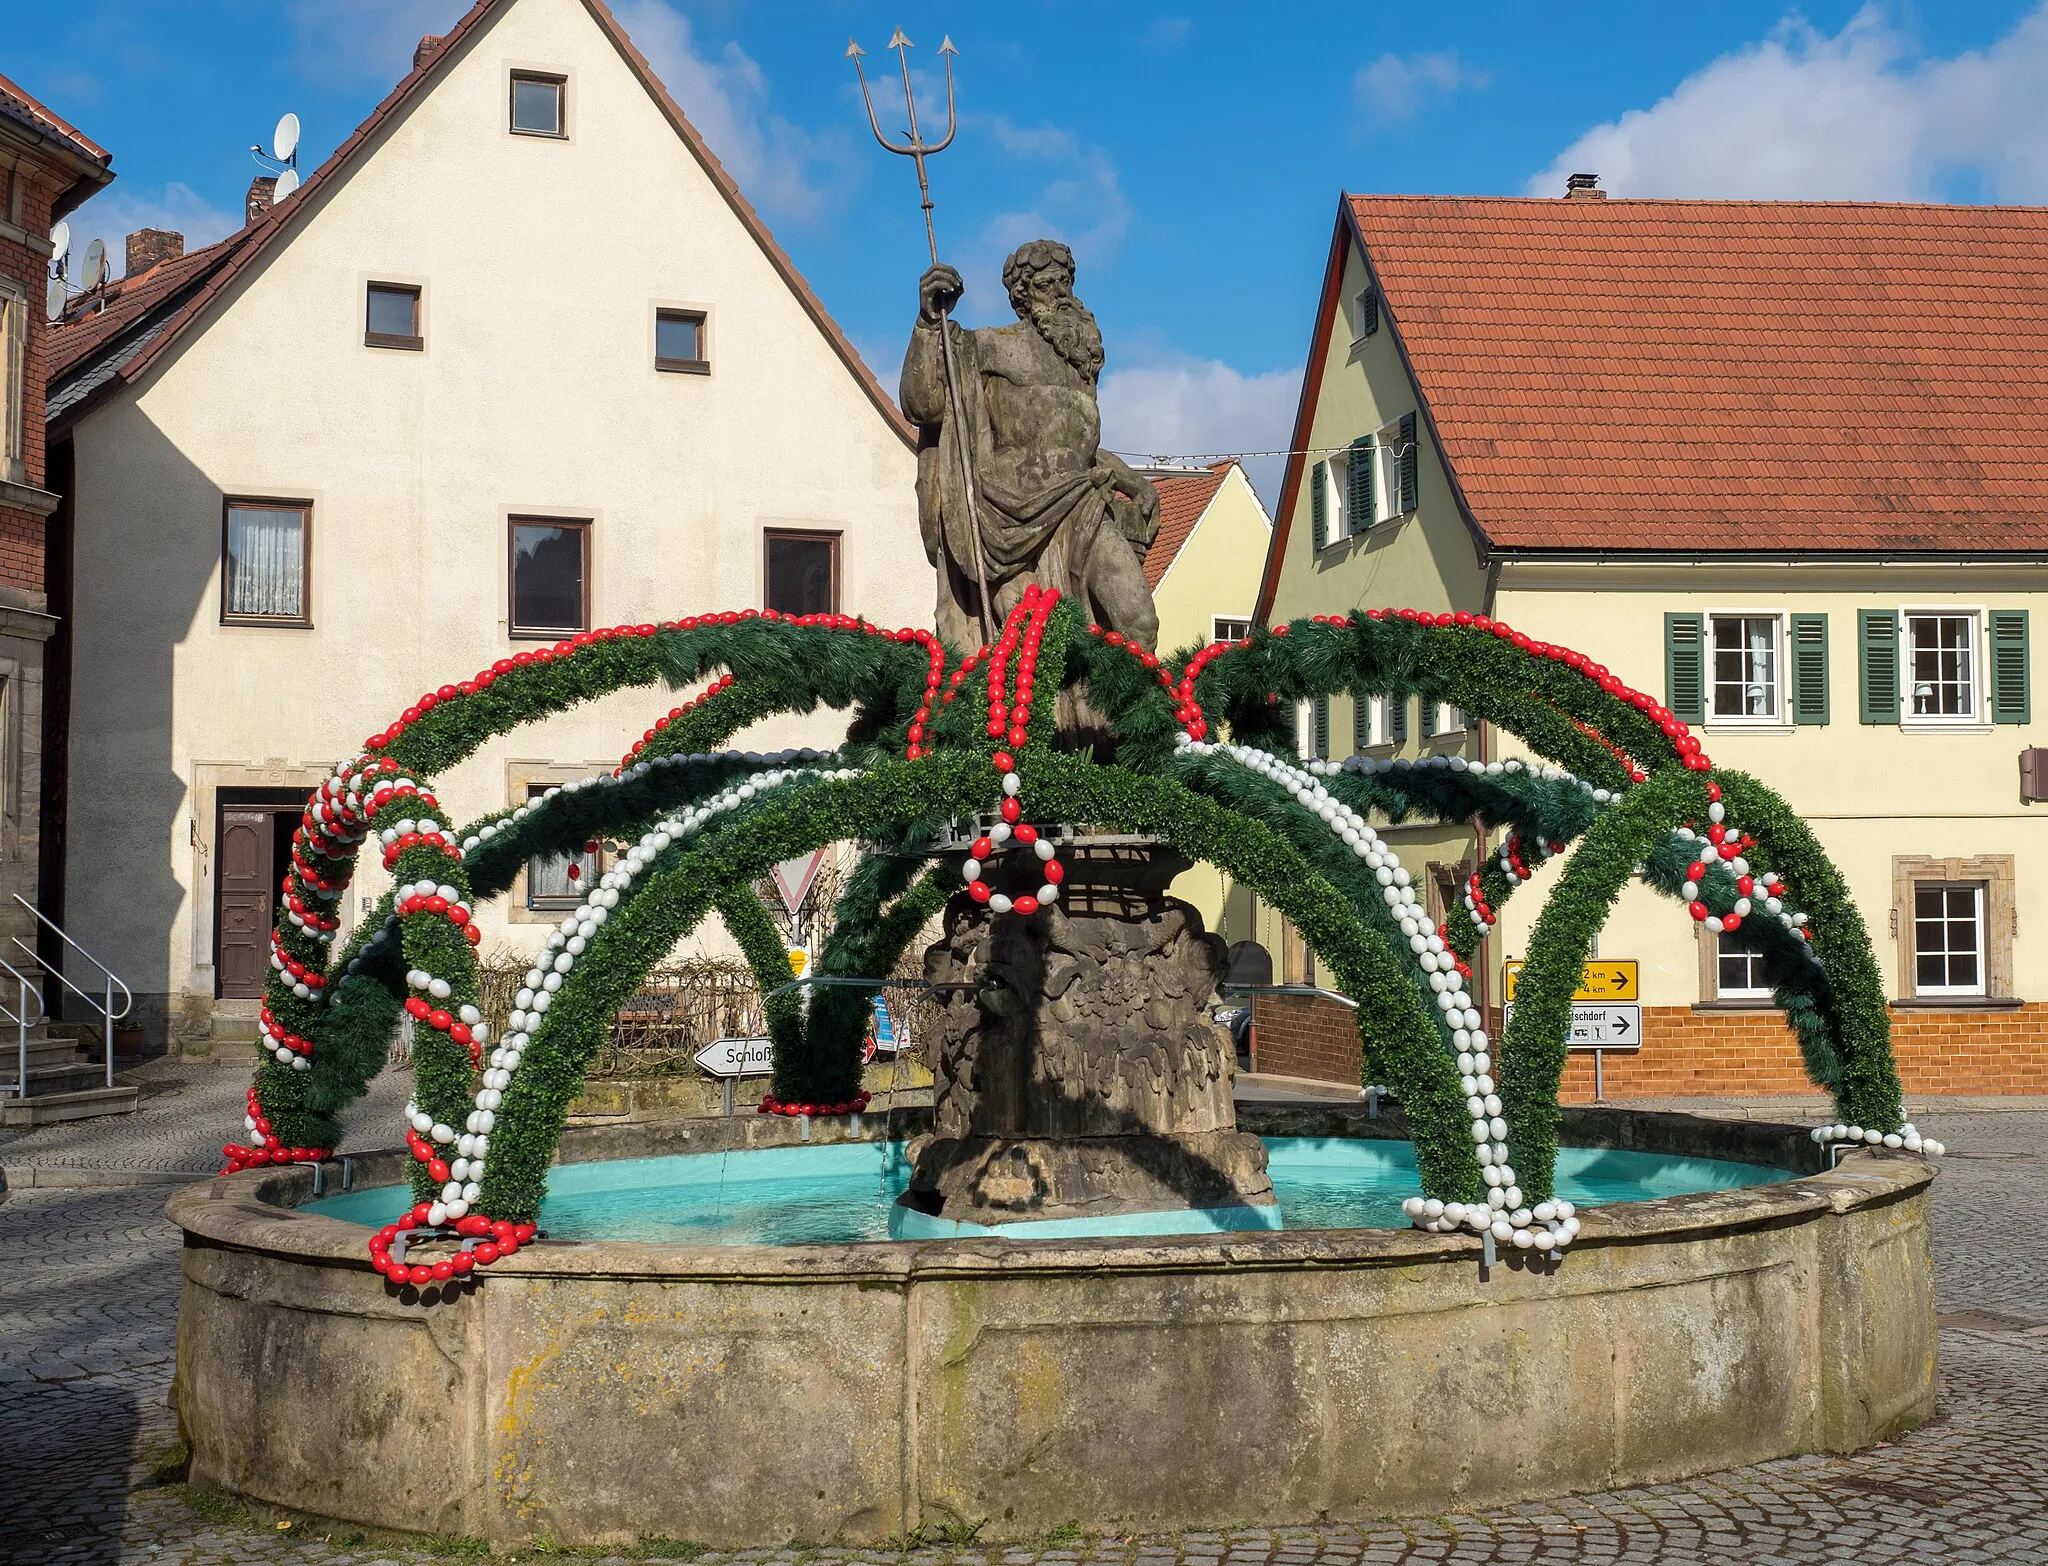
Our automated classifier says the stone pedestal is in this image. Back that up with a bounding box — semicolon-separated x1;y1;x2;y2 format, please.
908;841;1272;1224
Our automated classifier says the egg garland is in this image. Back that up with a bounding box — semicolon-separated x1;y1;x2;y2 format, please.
1172;732;1576;1256
1811;1121;1944;1158
225;598;1917;1281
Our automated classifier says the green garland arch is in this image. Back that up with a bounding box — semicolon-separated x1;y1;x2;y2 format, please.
224;595;1908;1284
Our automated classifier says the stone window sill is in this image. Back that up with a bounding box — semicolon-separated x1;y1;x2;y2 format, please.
1890;995;2023;1011
1691;1000;1782;1013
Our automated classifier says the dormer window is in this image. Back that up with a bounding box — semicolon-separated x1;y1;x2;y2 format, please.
510;72;566;137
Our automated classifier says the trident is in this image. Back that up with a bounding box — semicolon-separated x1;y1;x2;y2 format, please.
849;29;997;646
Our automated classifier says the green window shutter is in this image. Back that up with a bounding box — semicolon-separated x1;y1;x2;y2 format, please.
1387;693;1408;745
1990;609;2031;724
1419;697;1438;739
1360;288;1379;337
1664;612;1705;724
1352;694;1373;751
1310;460;1328;551
1790;613;1829;725
1858;610;1900;724
1310;696;1329;758
1397;412;1419;513
1347;436;1374;532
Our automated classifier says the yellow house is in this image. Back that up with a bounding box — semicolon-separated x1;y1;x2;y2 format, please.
1252;183;2047;1098
1140;461;1272;943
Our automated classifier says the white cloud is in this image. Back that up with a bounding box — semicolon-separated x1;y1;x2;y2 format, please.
1098;354;1302;507
966;116;1131;299
1355;51;1487;118
289;0;465;84
61;182;242;278
1530;3;2048;201
613;0;845;221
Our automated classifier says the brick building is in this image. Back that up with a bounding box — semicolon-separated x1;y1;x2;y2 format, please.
0;74;110;1000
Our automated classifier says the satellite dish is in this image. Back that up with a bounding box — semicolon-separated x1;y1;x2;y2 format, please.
45;278;66;321
273;167;301;201
273;112;300;163
81;238;106;288
49;220;70;266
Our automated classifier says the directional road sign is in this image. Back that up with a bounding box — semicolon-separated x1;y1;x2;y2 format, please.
1503;1002;1642;1052
1501;959;1637;1002
694;1036;774;1078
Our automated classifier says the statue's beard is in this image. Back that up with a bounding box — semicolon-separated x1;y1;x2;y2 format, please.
1028;294;1105;379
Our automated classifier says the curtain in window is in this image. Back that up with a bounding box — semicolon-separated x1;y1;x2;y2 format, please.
1746;619;1773;714
225;507;304;619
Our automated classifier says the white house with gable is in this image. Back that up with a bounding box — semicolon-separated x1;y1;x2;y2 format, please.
43;0;923;1053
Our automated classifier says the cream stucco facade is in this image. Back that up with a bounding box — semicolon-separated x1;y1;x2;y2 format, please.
50;0;923;1049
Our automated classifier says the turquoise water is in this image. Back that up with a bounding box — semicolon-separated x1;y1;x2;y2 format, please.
300;1137;1796;1246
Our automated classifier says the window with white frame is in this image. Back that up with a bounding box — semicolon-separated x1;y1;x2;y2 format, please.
527;785;601;909
1372;419;1405;524
1212;616;1252;643
1432;702;1467;735
1913;882;1986;995
1351;286;1378;340
0;281;24;483
1327;450;1354;539
1906;611;1979;720
1353;692;1383;751
1715;933;1772;1000
1710;614;1781;720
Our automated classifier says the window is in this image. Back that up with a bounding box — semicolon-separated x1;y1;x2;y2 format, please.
509;517;589;636
655;308;709;373
1212;616;1252;643
221;501;311;625
1352;693;1384;751
526;786;599;909
0;282;24;482
365;282;422;350
1710;614;1781;721
1913;883;1985;996
764;530;838;617
1906;611;1978;720
1351;286;1379;341
510;72;566;136
1715;933;1773;1001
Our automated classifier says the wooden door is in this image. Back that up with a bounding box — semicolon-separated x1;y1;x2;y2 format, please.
217;810;274;998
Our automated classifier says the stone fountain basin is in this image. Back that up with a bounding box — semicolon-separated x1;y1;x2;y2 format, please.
166;1105;1936;1549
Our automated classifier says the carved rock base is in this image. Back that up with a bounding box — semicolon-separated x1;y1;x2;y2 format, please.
908;842;1272;1225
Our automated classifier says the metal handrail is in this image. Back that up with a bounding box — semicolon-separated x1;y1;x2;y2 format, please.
12;896;132;1088
0;951;45;1101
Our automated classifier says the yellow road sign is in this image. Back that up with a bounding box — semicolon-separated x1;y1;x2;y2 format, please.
787;947;810;978
1501;959;1637;1002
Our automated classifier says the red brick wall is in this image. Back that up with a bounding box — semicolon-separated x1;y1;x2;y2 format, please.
1;163;57;595
1251;992;2048;1097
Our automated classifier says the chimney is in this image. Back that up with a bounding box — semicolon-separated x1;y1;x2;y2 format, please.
414;34;444;71
246;175;277;225
124;228;185;278
1564;172;1606;200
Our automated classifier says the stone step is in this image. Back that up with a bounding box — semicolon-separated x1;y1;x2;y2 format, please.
1;1035;89;1070
0;1083;140;1126
0;1059;109;1097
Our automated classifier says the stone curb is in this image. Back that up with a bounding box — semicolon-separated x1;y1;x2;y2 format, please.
1;1162;218;1190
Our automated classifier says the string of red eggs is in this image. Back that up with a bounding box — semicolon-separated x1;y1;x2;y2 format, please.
221;1084;327;1172
615;673;736;773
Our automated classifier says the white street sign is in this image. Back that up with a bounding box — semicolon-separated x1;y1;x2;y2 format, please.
693;1036;774;1078
769;849;828;917
1503;1003;1643;1052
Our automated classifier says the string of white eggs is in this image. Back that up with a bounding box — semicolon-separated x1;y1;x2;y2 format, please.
1172;732;1577;1255
390;751;861;1227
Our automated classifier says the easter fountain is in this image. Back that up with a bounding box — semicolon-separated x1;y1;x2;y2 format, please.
166;241;1938;1547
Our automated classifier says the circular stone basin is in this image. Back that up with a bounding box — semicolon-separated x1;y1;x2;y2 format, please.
299;1137;1800;1245
167;1106;1936;1551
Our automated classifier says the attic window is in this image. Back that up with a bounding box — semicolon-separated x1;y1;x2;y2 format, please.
511;72;566;137
655;309;709;373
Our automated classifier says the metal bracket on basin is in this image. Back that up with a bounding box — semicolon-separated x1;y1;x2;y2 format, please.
1365;1087;1380;1120
1480;1229;1495;1279
310;1161;325;1197
799;1113;810;1141
341;1156;356;1192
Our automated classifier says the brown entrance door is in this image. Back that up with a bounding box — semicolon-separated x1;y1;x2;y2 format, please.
217;810;275;998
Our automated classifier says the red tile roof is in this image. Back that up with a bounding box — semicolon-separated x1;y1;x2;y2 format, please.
1347;195;2048;554
0;71;110;163
1143;462;1233;588
45;0;910;445
0;70;113;219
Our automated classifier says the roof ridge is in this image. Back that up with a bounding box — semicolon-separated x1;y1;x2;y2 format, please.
1348;191;2048;215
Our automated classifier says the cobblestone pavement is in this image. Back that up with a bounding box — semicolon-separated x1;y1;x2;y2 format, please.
1;1101;2043;1565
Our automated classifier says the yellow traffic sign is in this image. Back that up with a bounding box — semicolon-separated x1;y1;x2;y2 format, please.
1502;959;1637;1002
787;948;810;978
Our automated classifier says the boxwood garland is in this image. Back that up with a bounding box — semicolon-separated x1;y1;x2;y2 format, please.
231;595;1907;1275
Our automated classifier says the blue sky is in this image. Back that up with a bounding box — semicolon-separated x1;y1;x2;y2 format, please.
10;0;2048;498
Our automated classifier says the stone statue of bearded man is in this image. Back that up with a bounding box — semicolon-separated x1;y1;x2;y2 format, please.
901;240;1160;656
